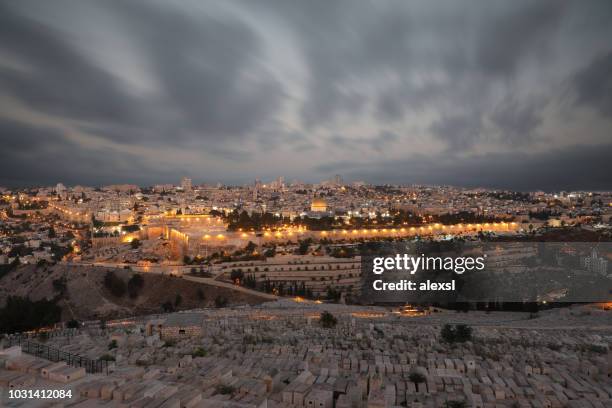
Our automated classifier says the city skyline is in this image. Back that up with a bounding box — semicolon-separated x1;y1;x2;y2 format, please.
1;1;612;190
5;177;612;194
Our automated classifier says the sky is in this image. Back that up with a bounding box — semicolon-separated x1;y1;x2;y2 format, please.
0;0;611;191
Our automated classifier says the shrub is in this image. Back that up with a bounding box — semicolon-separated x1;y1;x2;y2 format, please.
586;344;607;354
320;311;337;328
192;347;207;357
444;400;467;408
215;385;235;395
52;277;67;295
108;340;118;350
214;296;228;308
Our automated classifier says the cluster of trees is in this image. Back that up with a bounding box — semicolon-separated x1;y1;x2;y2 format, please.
8;244;34;258
226;210;288;231
326;286;342;302
487;191;531;202
222;207;511;236
257;279;315;298
224;209;342;231
440;324;473;343
296;239;312;255
430;211;504;225
103;271;126;297
17;200;48;210
0;296;62;334
328;246;356;258
161;293;184;312
103;272;145;299
528;210;556;221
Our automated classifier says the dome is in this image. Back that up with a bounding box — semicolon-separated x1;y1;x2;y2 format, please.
311;198;327;212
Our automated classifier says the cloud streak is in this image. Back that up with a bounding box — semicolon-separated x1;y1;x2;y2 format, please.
0;0;611;189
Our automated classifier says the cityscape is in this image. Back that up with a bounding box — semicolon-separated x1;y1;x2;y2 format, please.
1;1;612;407
0;179;611;407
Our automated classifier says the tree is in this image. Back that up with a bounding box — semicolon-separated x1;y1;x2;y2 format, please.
196;287;205;300
161;301;174;313
66;319;80;329
52;277;68;296
409;372;425;385
127;274;144;298
108;340;118;350
174;293;182;307
230;270;244;284
455;324;473;342
297;239;311;255
326;286;341;302
245;241;257;253
130;238;141;249
440;324;456;343
243;274;257;289
319;311;337;328
104;271;126;297
440;324;472;343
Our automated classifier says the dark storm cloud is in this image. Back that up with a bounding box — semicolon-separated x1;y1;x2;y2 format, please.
490;96;543;143
252;0;571;127
0;120;164;186
571;51;612;117
108;1;284;142
473;1;568;77
430;113;483;150
328;131;398;153
0;1;283;148
0;4;143;127
0;0;611;188
315;143;612;192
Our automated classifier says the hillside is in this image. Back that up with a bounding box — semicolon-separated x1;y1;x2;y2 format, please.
0;263;266;322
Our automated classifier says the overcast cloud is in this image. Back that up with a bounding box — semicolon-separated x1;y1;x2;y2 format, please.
0;0;611;190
